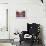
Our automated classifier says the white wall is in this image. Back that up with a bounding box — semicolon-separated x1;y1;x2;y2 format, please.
8;0;46;46
0;0;46;46
0;0;8;3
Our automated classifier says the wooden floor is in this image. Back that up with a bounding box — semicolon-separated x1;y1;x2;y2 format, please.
19;41;43;46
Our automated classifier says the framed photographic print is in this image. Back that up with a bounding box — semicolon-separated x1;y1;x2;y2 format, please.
16;11;25;17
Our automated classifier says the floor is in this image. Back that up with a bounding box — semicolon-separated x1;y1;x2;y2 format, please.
0;41;43;46
0;43;13;46
19;41;43;46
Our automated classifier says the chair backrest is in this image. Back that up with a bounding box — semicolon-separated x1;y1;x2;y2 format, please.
27;23;40;35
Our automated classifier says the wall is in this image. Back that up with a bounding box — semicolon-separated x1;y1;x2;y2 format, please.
9;0;46;45
0;0;8;3
0;0;46;46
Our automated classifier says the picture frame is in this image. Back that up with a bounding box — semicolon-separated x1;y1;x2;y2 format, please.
16;11;25;17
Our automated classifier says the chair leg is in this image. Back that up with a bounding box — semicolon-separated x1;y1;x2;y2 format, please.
30;38;34;46
30;41;34;46
20;41;21;45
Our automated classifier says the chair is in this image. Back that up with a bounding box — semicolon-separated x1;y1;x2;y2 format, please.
19;23;40;46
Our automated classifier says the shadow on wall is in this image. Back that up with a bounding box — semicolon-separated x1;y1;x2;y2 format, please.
40;25;45;46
